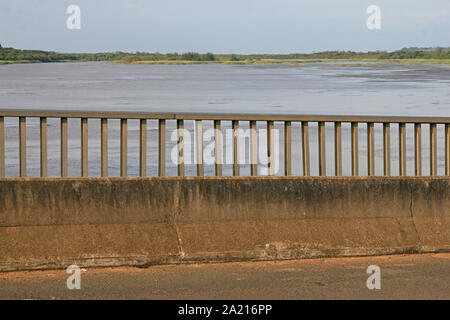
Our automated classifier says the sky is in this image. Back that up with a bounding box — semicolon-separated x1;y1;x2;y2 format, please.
0;0;449;54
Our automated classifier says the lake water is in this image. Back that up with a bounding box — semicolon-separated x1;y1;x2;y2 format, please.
0;62;449;177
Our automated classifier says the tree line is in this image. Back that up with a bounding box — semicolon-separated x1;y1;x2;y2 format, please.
1;45;449;63
0;46;217;63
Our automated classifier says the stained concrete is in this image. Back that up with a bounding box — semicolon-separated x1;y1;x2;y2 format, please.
0;177;448;271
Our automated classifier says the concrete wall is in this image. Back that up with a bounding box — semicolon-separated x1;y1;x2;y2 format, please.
0;177;448;271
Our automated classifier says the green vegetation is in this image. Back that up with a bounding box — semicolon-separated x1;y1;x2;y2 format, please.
1;45;450;65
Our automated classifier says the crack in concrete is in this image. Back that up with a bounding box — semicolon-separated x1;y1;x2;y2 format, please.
173;222;185;263
172;182;185;263
409;185;421;247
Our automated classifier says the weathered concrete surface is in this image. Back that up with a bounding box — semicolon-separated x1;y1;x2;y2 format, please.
0;177;448;271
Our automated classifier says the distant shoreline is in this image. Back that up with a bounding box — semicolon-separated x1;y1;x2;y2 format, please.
2;58;450;66
1;46;450;66
122;58;450;66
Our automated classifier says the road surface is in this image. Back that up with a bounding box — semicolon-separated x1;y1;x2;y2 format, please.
0;253;449;299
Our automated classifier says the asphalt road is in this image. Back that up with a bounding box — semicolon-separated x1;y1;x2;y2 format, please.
0;253;449;300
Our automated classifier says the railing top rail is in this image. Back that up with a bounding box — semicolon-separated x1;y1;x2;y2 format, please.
0;109;449;123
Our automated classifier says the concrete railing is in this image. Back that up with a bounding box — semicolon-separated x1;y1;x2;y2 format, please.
0;109;449;178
